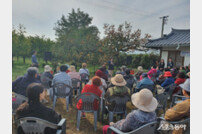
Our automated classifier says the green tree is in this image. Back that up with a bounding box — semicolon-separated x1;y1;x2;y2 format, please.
53;8;100;64
102;22;151;65
12;27;20;62
29;35;55;61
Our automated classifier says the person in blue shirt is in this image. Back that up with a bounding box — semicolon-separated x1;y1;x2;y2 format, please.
161;71;175;88
31;51;38;67
136;73;154;92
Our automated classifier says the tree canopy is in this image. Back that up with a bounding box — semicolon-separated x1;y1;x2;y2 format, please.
12;8;153;68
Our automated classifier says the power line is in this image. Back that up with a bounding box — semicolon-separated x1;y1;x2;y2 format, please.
75;0;150;17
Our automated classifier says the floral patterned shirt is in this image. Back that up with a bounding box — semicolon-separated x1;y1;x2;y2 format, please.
112;109;156;132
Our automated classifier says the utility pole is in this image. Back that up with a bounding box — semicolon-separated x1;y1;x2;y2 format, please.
160;16;169;37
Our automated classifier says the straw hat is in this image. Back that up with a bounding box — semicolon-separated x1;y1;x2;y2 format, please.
137;66;143;72
111;74;127;86
44;65;52;72
131;88;158;112
164;71;172;77
69;65;76;72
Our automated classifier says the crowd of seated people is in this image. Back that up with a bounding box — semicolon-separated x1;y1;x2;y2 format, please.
12;58;190;134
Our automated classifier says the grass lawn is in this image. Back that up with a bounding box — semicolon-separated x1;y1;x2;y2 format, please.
12;57;100;80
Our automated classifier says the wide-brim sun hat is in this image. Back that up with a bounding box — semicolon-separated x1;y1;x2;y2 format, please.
164;71;172;77
179;78;190;92
111;74;127;86
69;65;76;72
44;65;52;72
131;88;158;112
138;66;143;72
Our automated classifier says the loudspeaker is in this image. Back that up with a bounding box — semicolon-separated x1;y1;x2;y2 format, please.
44;52;52;61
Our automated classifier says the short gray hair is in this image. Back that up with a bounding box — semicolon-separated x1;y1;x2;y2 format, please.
27;67;38;77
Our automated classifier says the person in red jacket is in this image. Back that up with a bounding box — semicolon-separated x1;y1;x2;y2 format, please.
173;72;186;94
76;76;102;114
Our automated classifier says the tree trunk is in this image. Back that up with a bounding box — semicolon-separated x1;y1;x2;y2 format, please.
17;56;19;61
23;56;26;64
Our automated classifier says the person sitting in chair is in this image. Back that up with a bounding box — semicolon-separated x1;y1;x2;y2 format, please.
135;66;144;81
103;89;157;133
50;65;72;98
88;71;107;93
172;72;186;94
164;78;190;134
105;74;130;111
161;71;175;89
41;65;53;87
68;65;81;95
124;69;135;90
79;63;90;82
77;76;102;117
95;66;108;82
12;67;41;97
16;83;61;134
136;73;154;92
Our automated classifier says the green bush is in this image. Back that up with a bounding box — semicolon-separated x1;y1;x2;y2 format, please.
114;53;160;69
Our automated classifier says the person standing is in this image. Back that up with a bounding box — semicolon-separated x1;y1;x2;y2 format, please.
159;59;165;71
108;58;114;77
167;58;174;69
31;51;38;67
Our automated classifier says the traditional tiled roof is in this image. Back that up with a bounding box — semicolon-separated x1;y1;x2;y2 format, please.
145;28;190;48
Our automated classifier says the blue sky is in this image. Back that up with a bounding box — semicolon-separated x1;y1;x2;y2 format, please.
12;0;190;41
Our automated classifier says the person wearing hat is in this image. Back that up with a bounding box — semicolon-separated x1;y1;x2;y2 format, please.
104;74;131;111
164;78;190;134
103;88;157;133
135;66;144;81
12;67;41;97
161;71;175;88
136;73;154;92
16;83;61;134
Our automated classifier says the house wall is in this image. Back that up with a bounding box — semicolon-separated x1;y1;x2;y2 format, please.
161;51;168;67
184;56;190;66
161;46;190;67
